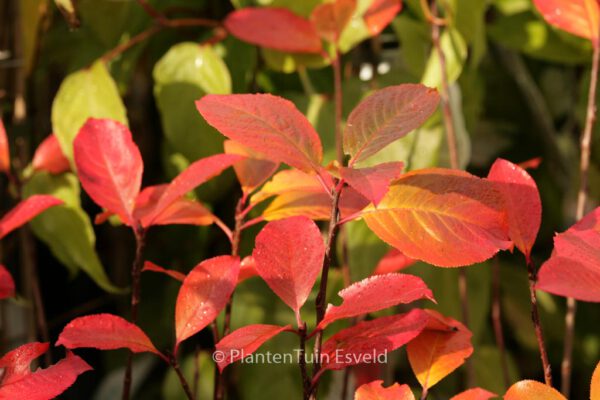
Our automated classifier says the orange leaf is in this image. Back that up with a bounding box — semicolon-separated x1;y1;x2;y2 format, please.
355;380;415;400
407;310;473;390
0;118;9;174
251;169;332;205
504;380;566;400
364;0;403;36
311;0;356;43
361;168;511;267
533;0;600;45
592;361;600;400
224;140;279;194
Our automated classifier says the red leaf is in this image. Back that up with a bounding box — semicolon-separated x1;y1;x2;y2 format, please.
57;313;162;356
536;207;600;302
450;388;498;400
214;324;290;372
532;0;599;45
252;216;325;320
363;0;403;36
362;168;511;267
504;380;566;400
355;380;415;400
139;154;240;226
32;134;70;175
321;309;429;370
0;342;91;400
143;261;185;282
318;273;434;329
407;310;473;390
224;140;279;194
0;195;63;240
238;256;259;284
311;0;356;42
0;265;15;300
373;248;416;275
0;118;9;174
74;119;142;226
224;7;322;53
340;162;403;205
344;84;439;164
487;158;541;260
175;256;240;349
196;94;323;173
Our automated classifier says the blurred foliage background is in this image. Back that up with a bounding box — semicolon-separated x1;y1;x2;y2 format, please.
1;0;599;398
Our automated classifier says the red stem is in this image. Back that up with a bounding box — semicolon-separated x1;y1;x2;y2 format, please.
527;260;552;386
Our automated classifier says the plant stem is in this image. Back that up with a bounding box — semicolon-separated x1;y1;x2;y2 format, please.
527;260;552;386
428;0;474;387
169;352;195;400
101;25;162;64
214;197;245;400
420;386;429;400
562;38;600;397
122;228;147;400
491;259;510;390
299;323;311;400
310;186;342;399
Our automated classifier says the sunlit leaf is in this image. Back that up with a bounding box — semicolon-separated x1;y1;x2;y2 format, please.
196;94;323;172
344;84;440;163
252;216;325;320
0;195;63;240
536;207;600;302
214;324;290;371
532;0;599;45
224;7;322;53
0;265;15;300
592;361;600;400
487;158;541;260
319;273;434;329
354;380;415;400
0;342;91;399
361;168;511;267
74;118;142;227
407;310;473;390
52;61;127;163
321;309;429;370
363;0;402;36
504;380;566;400
32;134;70;175
422;28;468;89
57;314;162;356
175;256;240;350
251;169;332;205
340;162;404;205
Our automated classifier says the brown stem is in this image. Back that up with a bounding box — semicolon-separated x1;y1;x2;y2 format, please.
310;186;342;399
562;37;600;397
527;261;552;386
492;259;510;390
122;228;147;400
169;352;195;400
100;25;163;64
214;197;245;400
299;323;311;400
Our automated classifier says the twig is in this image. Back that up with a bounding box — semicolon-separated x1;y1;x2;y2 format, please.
169;352;195;400
562;35;600;397
299;323;311;400
527;260;552;386
420;386;429;400
100;25;163;64
122;228;147;400
492;259;510;389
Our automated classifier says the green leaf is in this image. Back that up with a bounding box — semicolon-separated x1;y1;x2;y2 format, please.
391;15;431;80
262;48;332;73
23;172;123;293
153;43;231;161
52;61;128;164
421;27;467;89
